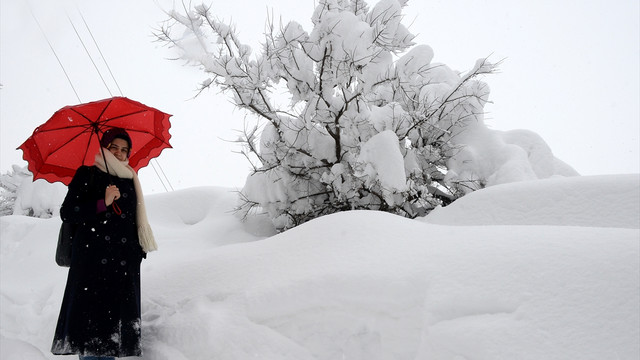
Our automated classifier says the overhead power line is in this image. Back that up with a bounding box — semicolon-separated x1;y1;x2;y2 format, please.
76;7;124;96
26;1;82;102
66;13;113;97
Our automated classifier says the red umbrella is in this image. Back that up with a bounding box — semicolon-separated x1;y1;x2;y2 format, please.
18;96;172;185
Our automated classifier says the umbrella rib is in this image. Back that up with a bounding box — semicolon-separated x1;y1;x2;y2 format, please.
96;109;149;125
96;110;171;144
95;99;113;132
122;128;171;146
30;106;106;162
32;123;96;133
40;126;94;161
81;132;97;166
69;107;96;124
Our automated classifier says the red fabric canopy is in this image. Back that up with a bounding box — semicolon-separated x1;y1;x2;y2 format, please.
18;97;172;185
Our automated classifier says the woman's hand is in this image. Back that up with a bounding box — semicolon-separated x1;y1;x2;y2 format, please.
105;185;120;206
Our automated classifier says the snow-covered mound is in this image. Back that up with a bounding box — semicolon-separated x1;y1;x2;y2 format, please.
446;126;580;191
425;174;640;229
1;175;639;359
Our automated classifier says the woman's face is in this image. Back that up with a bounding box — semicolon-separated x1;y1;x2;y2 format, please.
108;138;130;161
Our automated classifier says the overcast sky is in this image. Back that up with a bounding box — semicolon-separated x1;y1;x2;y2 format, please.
1;0;638;193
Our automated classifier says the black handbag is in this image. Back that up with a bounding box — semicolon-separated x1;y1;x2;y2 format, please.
55;166;96;267
55;222;77;267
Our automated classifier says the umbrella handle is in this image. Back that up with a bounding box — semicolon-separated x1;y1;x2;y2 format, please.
111;201;122;215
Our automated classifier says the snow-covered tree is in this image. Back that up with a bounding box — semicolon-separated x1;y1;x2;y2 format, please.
157;0;562;231
0;165;67;218
0;165;27;216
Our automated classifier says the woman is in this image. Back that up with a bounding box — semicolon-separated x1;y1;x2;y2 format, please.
51;128;157;359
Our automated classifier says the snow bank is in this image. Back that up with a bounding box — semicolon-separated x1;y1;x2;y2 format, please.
142;211;639;360
425;174;640;229
1;175;638;359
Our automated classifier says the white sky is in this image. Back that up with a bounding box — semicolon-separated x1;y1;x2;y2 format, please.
1;0;638;193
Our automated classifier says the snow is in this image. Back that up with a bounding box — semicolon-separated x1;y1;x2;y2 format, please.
12;177;67;218
425;174;640;229
396;45;436;78
0;2;637;356
445;120;580;192
2;174;639;359
357;129;408;192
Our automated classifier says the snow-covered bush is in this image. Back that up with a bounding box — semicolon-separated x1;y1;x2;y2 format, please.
0;165;25;216
158;0;575;230
0;165;67;218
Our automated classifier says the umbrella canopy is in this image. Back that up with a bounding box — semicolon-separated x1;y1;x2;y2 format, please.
18;97;172;185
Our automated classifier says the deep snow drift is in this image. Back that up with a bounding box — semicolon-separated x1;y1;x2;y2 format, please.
1;174;639;359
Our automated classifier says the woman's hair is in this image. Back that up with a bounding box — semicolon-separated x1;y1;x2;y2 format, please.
100;127;132;150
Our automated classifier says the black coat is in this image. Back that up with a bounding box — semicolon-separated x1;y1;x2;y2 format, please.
52;165;145;357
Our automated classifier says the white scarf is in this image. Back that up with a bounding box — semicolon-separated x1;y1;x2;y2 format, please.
94;149;158;253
